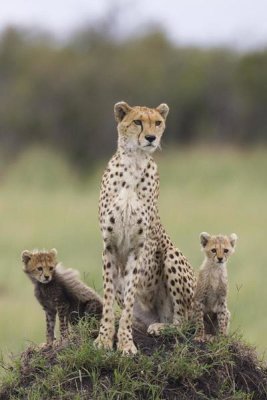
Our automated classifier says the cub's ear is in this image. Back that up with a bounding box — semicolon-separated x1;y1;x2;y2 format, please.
114;101;132;123
229;233;238;248
156;103;169;120
200;232;211;248
49;248;58;258
21;250;32;265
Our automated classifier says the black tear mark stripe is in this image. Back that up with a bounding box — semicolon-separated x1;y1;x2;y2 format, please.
137;115;144;146
137;124;144;145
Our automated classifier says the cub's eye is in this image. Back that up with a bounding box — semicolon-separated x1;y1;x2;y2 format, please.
224;249;229;253
49;267;54;271
37;266;43;271
133;120;142;126
211;249;216;253
155;121;162;126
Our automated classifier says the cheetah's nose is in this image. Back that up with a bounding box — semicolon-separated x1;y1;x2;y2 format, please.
44;275;50;280
145;135;156;143
217;257;223;263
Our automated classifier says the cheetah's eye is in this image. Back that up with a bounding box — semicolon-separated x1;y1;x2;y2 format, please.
211;248;216;253
224;249;229;253
37;266;43;271
49;267;54;271
133;120;142;126
155;121;162;126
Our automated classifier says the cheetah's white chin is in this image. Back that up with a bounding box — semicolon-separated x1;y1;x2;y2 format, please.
141;145;158;153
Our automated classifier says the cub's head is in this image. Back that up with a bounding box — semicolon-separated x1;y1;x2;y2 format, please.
22;249;58;284
200;232;238;266
114;101;169;153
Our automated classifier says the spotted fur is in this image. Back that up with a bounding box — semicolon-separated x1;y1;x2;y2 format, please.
94;102;196;354
22;249;103;345
193;232;238;342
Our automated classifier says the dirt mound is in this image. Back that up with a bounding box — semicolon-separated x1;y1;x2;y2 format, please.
1;323;266;400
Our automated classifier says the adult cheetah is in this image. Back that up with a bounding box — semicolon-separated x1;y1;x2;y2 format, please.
94;101;196;354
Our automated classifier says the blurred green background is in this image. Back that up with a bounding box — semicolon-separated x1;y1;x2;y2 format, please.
0;3;267;361
0;147;266;359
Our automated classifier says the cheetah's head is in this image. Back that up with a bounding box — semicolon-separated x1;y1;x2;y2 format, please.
22;248;58;284
114;101;169;153
200;232;238;266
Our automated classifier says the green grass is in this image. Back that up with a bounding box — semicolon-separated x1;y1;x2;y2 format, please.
1;320;266;399
0;145;266;360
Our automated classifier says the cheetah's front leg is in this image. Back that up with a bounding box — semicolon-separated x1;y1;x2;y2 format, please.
117;253;142;355
217;304;230;336
57;303;69;343
44;308;56;346
94;248;116;350
193;300;206;342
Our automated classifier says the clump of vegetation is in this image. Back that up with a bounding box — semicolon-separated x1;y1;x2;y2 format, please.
1;320;266;400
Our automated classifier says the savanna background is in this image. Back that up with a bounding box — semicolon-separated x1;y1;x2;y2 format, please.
0;0;266;364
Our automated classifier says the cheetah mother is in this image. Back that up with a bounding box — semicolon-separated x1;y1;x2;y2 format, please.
94;102;196;354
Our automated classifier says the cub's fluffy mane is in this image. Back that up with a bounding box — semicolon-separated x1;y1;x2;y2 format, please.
55;263;103;305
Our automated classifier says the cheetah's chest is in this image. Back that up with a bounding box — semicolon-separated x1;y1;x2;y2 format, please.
111;188;146;253
101;153;154;261
35;282;60;310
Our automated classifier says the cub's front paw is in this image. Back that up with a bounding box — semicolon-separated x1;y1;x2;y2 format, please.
56;337;69;347
194;334;206;343
39;342;53;350
205;334;216;342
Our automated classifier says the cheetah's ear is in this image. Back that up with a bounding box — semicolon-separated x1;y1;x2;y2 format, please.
229;233;238;249
200;232;211;248
49;248;58;258
114;101;132;123
156;103;169;120
21;250;32;265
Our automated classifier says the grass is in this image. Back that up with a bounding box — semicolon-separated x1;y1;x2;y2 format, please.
0;145;267;361
0;319;266;399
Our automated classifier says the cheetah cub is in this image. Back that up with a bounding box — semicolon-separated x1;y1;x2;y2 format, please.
22;249;103;346
193;232;238;342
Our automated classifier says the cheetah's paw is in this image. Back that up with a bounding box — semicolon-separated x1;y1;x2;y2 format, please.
117;340;137;355
147;323;166;336
194;334;206;343
94;335;114;351
39;342;53;350
205;334;216;342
